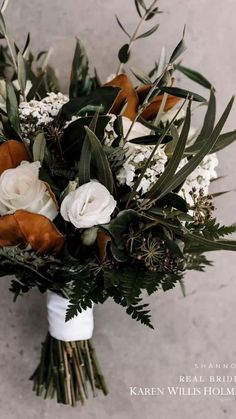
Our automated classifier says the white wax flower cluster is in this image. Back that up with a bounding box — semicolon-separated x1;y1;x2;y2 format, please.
179;153;218;205
19;92;68;133
105;116;168;194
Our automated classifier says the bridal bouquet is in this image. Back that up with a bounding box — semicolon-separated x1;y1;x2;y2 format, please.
0;0;236;407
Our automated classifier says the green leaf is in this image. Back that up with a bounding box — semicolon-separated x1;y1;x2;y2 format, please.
59;86;121;121
17;51;27;96
130;66;152;85
118;43;130;64
169;27;186;63
127;102;187;204
135;23;159;40
134;0;146;17
33;132;46;163
69;38;89;98
146;100;192;201
145;7;160;20
6;81;21;136
212;130;236;153
175;64;213;90
78;111;99;185
1;0;9;13
160;86;206;102
62;115;111;162
84;126;114;193
153;96;234;200
195;89;216;142
0;11;6;37
115;15;130;38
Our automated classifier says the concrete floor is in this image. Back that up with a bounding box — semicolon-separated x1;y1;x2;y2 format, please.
1;1;236;418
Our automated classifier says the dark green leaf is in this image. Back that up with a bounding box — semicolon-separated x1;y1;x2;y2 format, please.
78;111;100;185
69;38;89;99
84;126;114;193
195;89;216;142
154;96;234;200
17;51;27;96
169;27;186;63
135;23;159;40
175;64;213;90
146;100;192;201
115;15;130;38
160;86;206;102
6;81;21;136
0;11;6;37
130;66;152;84
59;86;121;121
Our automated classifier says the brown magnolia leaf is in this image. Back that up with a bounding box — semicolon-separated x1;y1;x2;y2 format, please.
104;74;139;121
137;83;181;120
0;210;64;254
97;229;111;263
0;140;30;175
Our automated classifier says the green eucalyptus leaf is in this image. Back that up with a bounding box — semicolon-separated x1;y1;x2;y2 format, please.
118;43;130;64
6;81;21;136
160;86;206;102
84;126;114;193
33;132;46;163
175;64;213;90
135;23;159;40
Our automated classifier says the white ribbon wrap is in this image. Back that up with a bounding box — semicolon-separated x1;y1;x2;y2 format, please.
47;291;94;341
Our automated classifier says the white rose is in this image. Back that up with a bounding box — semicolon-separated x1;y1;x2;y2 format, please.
60;180;116;228
0;161;58;221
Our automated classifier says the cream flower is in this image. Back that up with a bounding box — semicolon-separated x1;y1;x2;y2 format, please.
60;180;116;228
0;161;58;221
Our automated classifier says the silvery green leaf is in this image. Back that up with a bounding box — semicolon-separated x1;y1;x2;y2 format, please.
1;0;8;13
135;23;159;40
0;11;6;36
130;67;152;84
33;132;46;163
17;52;27;96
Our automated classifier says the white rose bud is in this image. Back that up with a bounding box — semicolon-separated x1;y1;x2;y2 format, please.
60;180;116;228
0;161;58;221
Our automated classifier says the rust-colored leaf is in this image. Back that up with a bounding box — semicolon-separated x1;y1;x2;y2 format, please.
137;84;181;120
97;229;111;263
0;210;64;254
0;140;30;175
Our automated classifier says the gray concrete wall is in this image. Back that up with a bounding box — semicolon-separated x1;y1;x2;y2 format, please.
1;1;236;418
